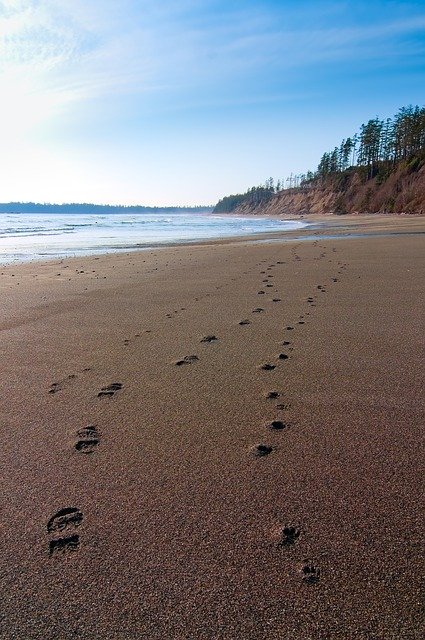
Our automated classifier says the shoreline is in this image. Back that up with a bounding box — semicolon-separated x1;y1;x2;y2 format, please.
1;212;424;269
0;216;424;638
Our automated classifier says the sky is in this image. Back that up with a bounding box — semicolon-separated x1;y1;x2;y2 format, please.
0;0;424;206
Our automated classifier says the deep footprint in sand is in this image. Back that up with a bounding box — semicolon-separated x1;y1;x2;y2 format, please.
301;561;321;584
175;355;199;366
252;444;274;457
47;507;83;533
266;391;280;399
278;525;301;547
98;382;123;397
252;308;264;313
49;535;80;556
268;420;287;431
239;319;251;326
260;363;276;371
200;335;218;343
75;426;100;454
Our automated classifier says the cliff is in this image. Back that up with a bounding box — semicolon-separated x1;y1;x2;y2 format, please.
222;157;425;217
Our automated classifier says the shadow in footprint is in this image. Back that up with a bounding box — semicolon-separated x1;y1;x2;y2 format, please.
75;425;100;454
266;391;280;399
175;355;199;366
268;420;287;431
98;382;123;398
47;507;83;533
301;562;321;584
49;535;80;556
200;335;217;343
239;319;251;326
252;444;274;457
260;364;276;371
278;525;300;547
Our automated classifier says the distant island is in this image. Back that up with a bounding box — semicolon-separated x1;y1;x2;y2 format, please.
0;203;213;214
214;104;425;216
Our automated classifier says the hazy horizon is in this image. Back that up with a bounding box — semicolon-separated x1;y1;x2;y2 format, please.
1;0;424;206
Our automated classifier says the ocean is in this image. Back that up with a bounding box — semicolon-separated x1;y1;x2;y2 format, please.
0;212;308;264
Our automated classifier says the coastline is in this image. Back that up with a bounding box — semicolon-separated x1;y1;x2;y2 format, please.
1;212;424;269
0;216;424;639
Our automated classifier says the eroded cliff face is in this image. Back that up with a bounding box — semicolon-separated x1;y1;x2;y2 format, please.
232;162;425;216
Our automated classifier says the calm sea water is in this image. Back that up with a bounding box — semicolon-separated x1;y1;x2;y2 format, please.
0;212;308;264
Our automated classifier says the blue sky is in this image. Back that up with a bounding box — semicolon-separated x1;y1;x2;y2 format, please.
0;0;424;205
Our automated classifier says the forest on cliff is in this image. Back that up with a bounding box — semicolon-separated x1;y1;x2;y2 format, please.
214;105;425;215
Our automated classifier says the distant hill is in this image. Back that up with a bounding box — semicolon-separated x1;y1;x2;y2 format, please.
0;202;213;214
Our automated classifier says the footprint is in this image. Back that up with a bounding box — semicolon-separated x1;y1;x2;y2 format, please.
200;335;218;343
75;426;100;454
285;326;294;331
279;525;301;547
239;319;251;326
272;298;281;302
266;391;280;399
98;382;123;397
252;308;264;313
278;353;289;360
49;535;80;557
257;291;265;295
47;507;83;533
48;382;61;394
175;355;199;366
252;444;274;457
282;341;290;346
276;403;291;410
268;420;287;431
301;561;321;585
260;363;276;371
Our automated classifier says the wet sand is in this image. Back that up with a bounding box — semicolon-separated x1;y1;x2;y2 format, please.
0;216;424;639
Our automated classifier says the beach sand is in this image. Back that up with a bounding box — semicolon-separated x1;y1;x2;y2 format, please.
0;215;424;639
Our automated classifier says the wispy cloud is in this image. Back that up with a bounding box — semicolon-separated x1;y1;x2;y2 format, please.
0;0;424;143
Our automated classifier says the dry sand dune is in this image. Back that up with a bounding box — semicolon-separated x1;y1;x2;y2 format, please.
0;216;424;639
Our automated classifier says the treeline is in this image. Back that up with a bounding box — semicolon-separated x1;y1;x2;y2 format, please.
214;104;425;213
0;202;212;214
317;105;425;179
213;184;275;213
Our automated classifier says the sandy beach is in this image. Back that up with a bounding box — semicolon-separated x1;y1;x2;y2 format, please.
0;215;424;639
